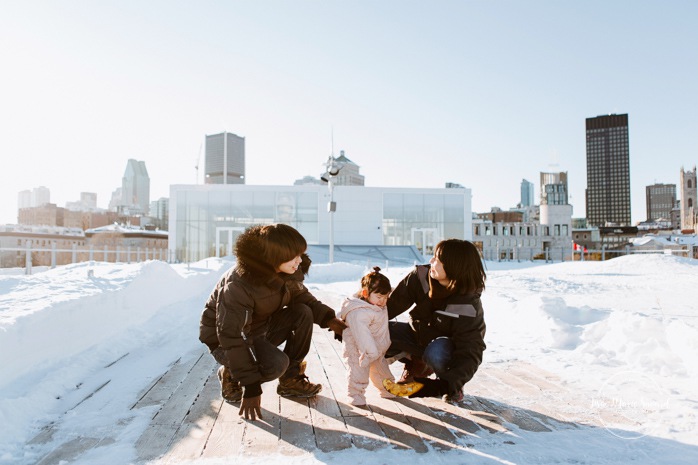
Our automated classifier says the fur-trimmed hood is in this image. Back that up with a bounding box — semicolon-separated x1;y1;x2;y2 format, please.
233;225;311;285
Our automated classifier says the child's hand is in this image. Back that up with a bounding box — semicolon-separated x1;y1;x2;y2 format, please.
359;352;377;367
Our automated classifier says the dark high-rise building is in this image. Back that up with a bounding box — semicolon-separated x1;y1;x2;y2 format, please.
645;183;676;222
585;114;631;226
205;132;245;184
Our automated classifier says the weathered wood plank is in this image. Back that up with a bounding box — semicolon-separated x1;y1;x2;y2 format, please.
159;371;223;463
132;349;205;410
135;351;216;462
151;353;216;426
238;380;281;456
389;397;462;451
200;401;246;458
305;337;353;452
278;396;315;455
368;396;429;452
34;437;101;465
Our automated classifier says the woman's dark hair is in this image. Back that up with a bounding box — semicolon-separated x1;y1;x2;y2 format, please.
257;223;307;268
361;266;392;295
434;239;486;294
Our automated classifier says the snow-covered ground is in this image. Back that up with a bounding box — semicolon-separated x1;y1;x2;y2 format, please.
1;254;697;464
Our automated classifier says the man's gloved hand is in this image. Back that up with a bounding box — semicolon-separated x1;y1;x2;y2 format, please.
239;395;262;421
327;317;348;340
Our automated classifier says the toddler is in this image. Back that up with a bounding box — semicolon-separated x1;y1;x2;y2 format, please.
338;267;395;406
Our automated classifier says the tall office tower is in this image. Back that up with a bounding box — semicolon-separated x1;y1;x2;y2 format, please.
645;183;676;221
18;190;32;209
540;172;568;205
520;179;535;207
585;114;631;226
205;132;245;184
32;186;51;207
679;166;697;231
81;192;97;209
121;159;150;215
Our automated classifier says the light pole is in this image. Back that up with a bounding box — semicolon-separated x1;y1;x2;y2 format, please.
321;155;344;264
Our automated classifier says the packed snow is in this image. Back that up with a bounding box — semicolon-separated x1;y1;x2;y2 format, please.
1;254;697;464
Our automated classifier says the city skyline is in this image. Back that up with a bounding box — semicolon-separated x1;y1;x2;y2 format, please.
2;1;697;225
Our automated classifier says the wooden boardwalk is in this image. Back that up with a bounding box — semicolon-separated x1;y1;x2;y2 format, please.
28;326;635;464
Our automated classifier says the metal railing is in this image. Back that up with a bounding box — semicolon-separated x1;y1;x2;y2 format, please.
0;241;172;274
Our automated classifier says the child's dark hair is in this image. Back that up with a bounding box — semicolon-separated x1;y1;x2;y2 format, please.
258;223;307;268
361;266;391;296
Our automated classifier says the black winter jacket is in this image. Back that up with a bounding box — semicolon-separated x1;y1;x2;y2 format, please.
387;264;486;395
199;231;335;391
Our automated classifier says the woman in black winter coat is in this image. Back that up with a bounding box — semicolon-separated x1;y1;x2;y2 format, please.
383;239;486;403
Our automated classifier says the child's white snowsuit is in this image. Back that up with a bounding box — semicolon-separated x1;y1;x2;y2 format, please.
338;295;395;406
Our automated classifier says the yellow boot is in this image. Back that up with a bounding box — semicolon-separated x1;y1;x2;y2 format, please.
383;378;424;397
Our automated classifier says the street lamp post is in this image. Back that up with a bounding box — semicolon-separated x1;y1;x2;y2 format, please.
322;155;344;264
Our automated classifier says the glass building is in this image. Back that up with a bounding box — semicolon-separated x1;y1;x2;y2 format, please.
169;184;471;263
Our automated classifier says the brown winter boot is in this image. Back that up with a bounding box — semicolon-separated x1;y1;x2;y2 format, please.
277;360;322;397
217;366;242;403
397;356;434;384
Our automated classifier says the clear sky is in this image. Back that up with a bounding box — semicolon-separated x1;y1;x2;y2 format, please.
2;0;697;225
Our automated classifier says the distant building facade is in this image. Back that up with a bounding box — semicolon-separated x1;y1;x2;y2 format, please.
520;179;534;207
17;186;50;210
18;190;32;209
540;172;568;205
294;176;324;186
18;204;143;230
585;114;631;227
329;151;364;186
121;159;150;215
645;183;676;222
149;197;169;230
471;204;573;261
0;223;168;268
66;192;98;212
169;184;472;263
680;166;697;232
205;132;245;184
85;224;168;261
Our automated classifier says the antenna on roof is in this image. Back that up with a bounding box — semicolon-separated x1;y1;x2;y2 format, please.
194;141;202;184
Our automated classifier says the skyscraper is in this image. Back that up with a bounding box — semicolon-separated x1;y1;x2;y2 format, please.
585;114;631;227
645;183;676;222
205;132;245;184
121;159;150;215
520;179;534;207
